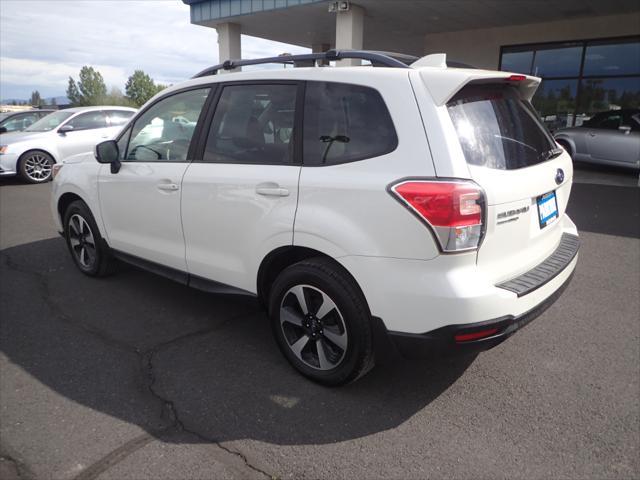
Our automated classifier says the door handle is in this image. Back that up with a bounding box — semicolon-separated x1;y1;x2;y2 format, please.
256;183;289;197
588;132;596;137
157;183;179;192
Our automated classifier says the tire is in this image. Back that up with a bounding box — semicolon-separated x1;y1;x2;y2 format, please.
269;257;374;386
63;200;117;277
19;150;54;183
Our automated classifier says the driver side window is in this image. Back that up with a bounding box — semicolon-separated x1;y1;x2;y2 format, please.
124;88;210;162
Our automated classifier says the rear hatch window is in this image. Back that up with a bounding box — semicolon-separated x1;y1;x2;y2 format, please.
447;84;560;170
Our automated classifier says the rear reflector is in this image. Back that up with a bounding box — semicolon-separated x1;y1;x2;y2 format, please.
390;180;485;252
454;328;499;343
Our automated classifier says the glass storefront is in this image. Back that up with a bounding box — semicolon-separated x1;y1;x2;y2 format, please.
500;36;640;131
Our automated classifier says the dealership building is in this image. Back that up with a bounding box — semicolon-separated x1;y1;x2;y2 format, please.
182;0;640;129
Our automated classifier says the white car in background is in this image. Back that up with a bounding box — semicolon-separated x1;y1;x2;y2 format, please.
0;106;136;183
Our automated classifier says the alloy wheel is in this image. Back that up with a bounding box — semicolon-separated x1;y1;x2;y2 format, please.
68;214;96;269
280;284;348;370
23;154;52;182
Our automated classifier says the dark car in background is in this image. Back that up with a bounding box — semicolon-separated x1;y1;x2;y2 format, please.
554;109;640;170
0;110;55;134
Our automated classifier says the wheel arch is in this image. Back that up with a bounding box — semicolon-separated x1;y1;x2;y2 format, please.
555;136;575;158
256;246;367;310
57;192;86;223
18;148;57;167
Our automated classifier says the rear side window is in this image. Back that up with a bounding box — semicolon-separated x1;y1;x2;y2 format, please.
66;111;108;131
303;82;397;165
447;85;557;170
106;110;134;127
204;84;298;164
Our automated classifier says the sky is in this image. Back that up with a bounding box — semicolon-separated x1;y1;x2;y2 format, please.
0;0;310;100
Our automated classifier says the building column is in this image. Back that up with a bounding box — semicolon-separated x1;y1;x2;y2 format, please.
312;43;331;65
335;4;364;66
312;43;331;54
216;22;241;73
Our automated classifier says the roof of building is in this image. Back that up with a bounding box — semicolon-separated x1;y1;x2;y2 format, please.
182;0;640;55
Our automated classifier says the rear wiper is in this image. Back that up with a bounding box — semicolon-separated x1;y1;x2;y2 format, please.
540;148;563;161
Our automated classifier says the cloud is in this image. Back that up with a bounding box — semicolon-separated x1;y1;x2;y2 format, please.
1;57;129;95
0;0;309;99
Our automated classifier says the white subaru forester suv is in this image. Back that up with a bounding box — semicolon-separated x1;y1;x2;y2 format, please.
51;50;579;385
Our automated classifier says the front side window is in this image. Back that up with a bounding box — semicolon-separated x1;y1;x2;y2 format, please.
66;111;108;131
117;127;132;160
303;82;397;165
204;84;298;164
447;84;557;170
125;88;210;162
25;111;73;132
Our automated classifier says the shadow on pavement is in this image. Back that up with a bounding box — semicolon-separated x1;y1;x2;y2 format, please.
0;238;474;447
0;178;32;187
567;183;640;238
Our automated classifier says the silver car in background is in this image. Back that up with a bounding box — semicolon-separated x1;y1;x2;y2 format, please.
0;106;136;183
554;109;640;170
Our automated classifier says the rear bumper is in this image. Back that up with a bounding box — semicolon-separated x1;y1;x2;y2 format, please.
385;269;575;359
340;214;579;336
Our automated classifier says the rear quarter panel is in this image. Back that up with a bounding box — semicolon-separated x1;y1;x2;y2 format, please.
294;71;440;260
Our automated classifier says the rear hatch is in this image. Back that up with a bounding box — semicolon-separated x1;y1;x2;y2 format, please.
445;82;573;283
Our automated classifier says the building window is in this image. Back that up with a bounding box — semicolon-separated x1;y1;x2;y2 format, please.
500;36;640;130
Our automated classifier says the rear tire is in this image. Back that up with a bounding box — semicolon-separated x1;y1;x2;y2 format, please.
269;257;374;386
63;200;117;277
19;150;54;183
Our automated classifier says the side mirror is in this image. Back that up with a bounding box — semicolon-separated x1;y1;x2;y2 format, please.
95;140;121;174
619;125;632;134
0;127;7;134
58;124;74;134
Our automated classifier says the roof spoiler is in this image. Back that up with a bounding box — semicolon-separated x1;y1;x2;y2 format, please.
418;68;541;106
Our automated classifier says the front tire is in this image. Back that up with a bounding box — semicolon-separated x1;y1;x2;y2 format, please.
19;150;54;183
269;258;374;386
63;200;117;277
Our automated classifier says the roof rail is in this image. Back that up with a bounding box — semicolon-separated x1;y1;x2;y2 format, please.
192;49;413;78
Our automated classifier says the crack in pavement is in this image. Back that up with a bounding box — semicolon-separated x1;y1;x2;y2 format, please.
0;452;37;480
1;252;275;480
140;327;276;480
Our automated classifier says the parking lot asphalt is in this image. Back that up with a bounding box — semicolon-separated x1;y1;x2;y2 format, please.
0;167;639;480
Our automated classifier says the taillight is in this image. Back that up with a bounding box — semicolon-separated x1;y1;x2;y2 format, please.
390;180;485;252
